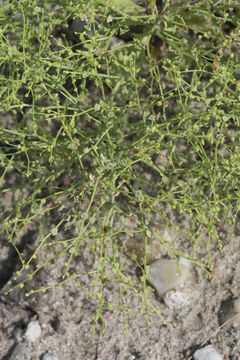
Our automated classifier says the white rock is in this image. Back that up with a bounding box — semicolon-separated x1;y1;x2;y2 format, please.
193;345;223;360
147;257;191;297
164;290;189;309
42;353;57;360
24;320;41;343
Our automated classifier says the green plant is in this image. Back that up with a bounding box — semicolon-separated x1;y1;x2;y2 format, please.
0;0;239;335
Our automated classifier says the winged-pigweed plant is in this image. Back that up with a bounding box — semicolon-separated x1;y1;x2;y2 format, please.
0;0;240;334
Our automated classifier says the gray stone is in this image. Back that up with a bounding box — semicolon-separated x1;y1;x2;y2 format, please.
8;344;26;360
13;326;24;342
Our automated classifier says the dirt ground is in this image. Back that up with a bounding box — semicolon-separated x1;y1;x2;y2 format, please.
1;176;240;360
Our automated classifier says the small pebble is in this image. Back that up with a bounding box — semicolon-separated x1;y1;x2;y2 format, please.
164;290;189;309
233;298;240;313
193;345;223;360
42;353;57;360
147;257;192;297
24;320;41;343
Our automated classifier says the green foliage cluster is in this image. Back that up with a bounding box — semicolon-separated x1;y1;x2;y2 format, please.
0;0;239;332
